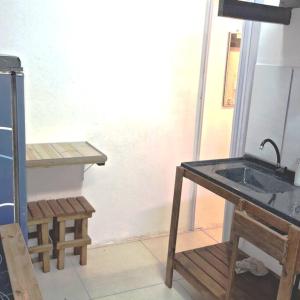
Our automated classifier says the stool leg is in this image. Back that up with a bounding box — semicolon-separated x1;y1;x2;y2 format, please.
52;218;59;258
57;221;65;270
41;223;50;273
80;219;88;265
74;220;82;255
37;224;43;262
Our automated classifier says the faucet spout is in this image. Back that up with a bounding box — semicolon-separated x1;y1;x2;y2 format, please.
259;138;281;168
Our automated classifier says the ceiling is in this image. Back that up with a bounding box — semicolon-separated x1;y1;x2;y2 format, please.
280;0;300;8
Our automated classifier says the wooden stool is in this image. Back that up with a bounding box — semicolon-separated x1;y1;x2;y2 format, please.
47;197;95;270
27;201;53;273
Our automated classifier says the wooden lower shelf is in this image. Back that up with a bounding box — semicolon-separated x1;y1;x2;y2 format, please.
174;242;298;300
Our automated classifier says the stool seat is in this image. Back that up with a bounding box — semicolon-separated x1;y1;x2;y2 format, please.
47;197;95;219
27;200;54;273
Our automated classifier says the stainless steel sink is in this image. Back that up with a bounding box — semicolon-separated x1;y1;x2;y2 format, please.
216;167;293;193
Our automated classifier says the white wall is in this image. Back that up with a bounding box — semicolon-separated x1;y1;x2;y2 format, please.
257;9;300;66
195;1;243;229
250;8;300;169
244;8;300;274
0;0;207;244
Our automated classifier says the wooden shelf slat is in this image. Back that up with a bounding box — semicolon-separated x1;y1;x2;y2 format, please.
174;242;282;300
26;141;107;168
0;224;42;299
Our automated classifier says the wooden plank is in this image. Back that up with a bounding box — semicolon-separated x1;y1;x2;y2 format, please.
70;142;102;157
232;211;286;261
277;226;300;299
68;197;86;214
57;221;66;270
37;200;54;218
77;196;95;213
41;223;50;272
57;213;92;222
47;199;65;217
74;219;82;255
175;253;225;298
27;206;33;221
243;201;289;234
29;244;52;254
56;236;91;250
52;218;59;259
184;169;241;205
174;260;218;300
226;235;239;300
80;219;88;265
0;224;42;300
219;0;291;25
186;244;280;300
165;167;184;288
26;142;107;168
57;198;76;215
31;143;62;160
51;142;82;159
28;201;44;220
195;248;228;277
185;250;228;289
28;217;52;226
26;144;41;161
207;244;230;266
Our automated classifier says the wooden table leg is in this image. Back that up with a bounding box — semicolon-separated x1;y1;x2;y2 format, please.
225;235;239;300
277;226;300;300
57;221;65;270
41;223;50;273
80;218;88;266
165;166;184;288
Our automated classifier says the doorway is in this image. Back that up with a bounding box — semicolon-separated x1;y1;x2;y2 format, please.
194;0;244;238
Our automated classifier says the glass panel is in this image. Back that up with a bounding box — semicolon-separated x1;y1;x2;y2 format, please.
0;157;13;204
0;130;12;158
0;74;12;128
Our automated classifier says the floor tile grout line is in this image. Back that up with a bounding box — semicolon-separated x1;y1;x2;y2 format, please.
201;229;221;243
139;239;166;264
68;256;93;300
90;281;174;300
69;242;166;300
176;279;198;299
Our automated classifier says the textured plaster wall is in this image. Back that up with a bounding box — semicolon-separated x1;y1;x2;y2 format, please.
0;0;206;244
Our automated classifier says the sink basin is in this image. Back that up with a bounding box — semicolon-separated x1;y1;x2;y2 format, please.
216;167;293;193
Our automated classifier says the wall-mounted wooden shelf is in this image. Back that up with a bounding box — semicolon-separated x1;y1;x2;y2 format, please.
26;142;107;168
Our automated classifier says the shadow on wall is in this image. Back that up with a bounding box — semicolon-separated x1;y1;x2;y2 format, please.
27;165;84;202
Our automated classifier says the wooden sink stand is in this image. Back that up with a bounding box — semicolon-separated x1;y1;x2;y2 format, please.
165;166;300;300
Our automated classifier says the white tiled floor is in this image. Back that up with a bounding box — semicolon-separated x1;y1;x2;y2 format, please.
34;228;222;300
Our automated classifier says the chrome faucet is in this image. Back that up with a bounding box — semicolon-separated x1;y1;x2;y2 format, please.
259;138;281;168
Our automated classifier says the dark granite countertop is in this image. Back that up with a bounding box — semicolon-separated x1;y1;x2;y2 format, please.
182;155;300;227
